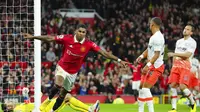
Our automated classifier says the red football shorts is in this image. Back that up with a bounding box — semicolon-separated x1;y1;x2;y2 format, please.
168;60;191;86
197;79;200;91
141;64;165;86
189;73;198;89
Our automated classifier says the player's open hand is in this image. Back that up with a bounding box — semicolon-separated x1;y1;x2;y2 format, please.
136;56;142;63
22;33;33;39
120;61;130;68
167;52;174;58
142;65;149;74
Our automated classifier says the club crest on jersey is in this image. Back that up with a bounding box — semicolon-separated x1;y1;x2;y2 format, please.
80;46;86;52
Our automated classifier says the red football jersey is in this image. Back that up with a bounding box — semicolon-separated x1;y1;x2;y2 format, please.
55;34;100;74
129;63;143;81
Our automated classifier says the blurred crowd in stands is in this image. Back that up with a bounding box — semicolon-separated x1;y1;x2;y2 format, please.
40;0;200;96
0;0;35;101
0;0;200;102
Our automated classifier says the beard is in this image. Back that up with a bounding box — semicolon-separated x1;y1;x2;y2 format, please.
76;35;84;41
183;32;188;36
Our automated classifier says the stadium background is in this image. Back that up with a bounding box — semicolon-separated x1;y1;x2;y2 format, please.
0;0;200;111
41;0;200;103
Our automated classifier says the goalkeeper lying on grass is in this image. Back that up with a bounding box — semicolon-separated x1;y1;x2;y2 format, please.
13;93;99;112
41;93;100;112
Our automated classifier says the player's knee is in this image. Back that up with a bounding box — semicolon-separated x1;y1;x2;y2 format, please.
55;75;64;86
65;93;72;100
170;83;177;88
194;86;200;92
179;84;187;90
143;82;152;88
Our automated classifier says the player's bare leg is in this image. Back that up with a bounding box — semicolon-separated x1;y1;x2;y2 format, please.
40;75;64;111
168;83;179;112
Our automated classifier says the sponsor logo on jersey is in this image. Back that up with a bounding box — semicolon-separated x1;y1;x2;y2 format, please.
177;47;186;51
67;49;83;57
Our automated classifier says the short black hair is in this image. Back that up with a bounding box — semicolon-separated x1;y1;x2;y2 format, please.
186;24;194;32
151;17;162;26
76;24;87;29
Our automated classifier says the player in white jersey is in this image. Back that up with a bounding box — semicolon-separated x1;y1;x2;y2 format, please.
168;25;197;112
136;17;165;112
189;57;200;106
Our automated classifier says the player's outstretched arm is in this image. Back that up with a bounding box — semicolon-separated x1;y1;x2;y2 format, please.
22;33;55;42
97;49;129;67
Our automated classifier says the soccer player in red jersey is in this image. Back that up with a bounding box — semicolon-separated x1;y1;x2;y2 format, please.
23;24;128;112
129;61;143;90
129;61;143;102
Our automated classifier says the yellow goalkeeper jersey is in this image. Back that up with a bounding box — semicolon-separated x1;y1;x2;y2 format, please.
14;103;34;112
14;99;59;112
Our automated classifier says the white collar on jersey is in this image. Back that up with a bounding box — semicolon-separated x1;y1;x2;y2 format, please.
74;35;85;44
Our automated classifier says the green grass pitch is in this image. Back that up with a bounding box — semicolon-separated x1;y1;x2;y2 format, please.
59;104;200;112
1;103;199;112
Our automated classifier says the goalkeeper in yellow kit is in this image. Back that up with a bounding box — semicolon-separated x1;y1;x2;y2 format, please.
14;97;94;112
14;92;98;112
